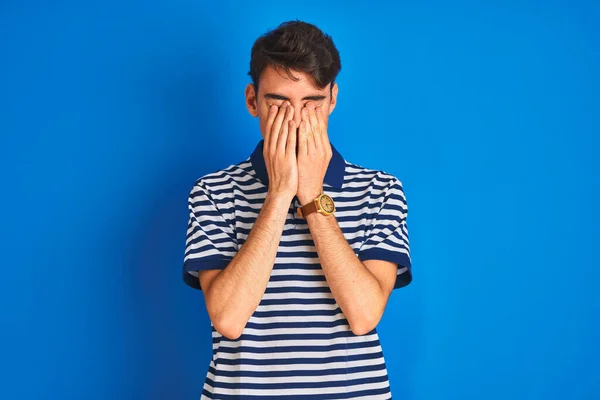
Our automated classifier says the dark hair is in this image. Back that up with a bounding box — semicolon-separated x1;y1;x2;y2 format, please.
248;20;341;92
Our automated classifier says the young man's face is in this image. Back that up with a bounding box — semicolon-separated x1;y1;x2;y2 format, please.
245;64;339;139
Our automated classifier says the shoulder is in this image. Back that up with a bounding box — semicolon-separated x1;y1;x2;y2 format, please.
342;160;409;224
343;159;405;193
190;158;254;196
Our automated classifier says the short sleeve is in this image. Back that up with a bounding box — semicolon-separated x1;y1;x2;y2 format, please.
357;176;412;289
182;181;238;290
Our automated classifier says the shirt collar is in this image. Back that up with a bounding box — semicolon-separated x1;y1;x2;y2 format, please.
249;139;345;189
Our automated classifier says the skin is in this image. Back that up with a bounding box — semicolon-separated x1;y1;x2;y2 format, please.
198;64;398;339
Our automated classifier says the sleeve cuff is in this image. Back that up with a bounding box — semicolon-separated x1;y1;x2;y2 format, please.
182;257;231;290
358;248;412;289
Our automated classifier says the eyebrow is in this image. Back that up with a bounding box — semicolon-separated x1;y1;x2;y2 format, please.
264;93;327;101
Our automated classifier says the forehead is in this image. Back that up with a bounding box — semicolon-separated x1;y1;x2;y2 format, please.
258;65;329;98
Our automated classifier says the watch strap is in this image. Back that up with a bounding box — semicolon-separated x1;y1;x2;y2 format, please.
297;198;318;218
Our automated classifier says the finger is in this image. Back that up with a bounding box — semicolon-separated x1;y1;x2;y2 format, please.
307;104;321;147
301;106;312;138
270;102;289;152
264;105;278;144
286;120;297;157
315;106;329;143
277;109;289;155
314;106;330;153
277;105;294;152
298;119;308;156
302;106;316;154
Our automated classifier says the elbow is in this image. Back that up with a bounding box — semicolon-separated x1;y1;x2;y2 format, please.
205;291;247;340
348;310;383;336
350;321;376;336
212;313;246;340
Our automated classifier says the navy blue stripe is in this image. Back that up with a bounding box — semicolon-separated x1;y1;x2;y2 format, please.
209;189;377;207
220;330;355;343
186;234;234;247
276;237;360;247
198;165;250;181
270;264;323;271
264;286;330;293
215;350;384;366
342;175;378;184
217;339;380;355
210;200;400;217
210;372;389;390
269;274;326;282
335;213;377;223
186;224;236;242
209;184;266;197
245;318;348;330
184;257;230;272
204;386;391;400
234;224;369;237
214;204;264;214
185;243;237;258
259;298;337;306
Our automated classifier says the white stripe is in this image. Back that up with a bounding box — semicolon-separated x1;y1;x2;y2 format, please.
184;247;236;260
203;373;389;396
218;333;378;349
266;280;329;289
269;268;323;276
246;313;346;325
185;236;236;254
216;345;380;361
241;325;350;336
255;302;338;311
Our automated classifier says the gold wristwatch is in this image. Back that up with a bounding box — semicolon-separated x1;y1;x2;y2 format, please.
297;193;336;218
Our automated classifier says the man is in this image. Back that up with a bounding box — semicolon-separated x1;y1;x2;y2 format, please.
183;20;412;399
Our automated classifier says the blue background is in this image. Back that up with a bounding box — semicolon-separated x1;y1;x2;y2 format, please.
1;1;598;399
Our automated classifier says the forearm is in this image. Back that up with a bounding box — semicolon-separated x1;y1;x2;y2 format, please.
205;192;291;338
305;212;386;335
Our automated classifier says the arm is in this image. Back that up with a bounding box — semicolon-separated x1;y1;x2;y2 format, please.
302;211;397;335
296;102;400;335
200;102;297;340
200;192;292;340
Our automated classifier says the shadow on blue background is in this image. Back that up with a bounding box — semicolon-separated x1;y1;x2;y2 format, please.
1;1;598;399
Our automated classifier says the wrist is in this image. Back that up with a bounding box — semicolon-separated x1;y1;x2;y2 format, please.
265;190;295;206
297;189;322;205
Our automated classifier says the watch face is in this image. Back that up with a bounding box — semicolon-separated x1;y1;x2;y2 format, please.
319;194;335;213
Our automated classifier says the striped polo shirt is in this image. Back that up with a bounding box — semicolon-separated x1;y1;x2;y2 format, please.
183;139;412;399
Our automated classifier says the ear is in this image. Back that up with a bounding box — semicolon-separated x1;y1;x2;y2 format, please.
328;82;339;115
245;83;259;117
